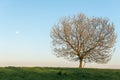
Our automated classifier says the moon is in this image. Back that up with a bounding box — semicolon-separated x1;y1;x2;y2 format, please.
16;31;19;34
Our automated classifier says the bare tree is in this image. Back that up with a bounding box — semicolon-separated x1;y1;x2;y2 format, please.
51;13;116;68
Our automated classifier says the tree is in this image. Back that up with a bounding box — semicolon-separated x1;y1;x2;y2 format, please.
50;13;116;68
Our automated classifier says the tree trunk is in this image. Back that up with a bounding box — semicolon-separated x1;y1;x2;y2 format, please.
79;59;83;68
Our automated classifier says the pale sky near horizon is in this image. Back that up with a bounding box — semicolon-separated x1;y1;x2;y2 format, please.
0;0;120;68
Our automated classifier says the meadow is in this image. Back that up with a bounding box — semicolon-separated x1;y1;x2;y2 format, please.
0;67;120;80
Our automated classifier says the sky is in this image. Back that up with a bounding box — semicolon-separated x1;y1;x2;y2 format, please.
0;0;120;68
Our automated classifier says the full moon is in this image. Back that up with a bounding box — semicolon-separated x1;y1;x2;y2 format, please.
16;31;19;34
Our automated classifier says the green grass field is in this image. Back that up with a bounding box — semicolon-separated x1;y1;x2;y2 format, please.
0;67;120;80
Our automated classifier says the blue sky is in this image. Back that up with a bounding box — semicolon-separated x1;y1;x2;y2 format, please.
0;0;120;68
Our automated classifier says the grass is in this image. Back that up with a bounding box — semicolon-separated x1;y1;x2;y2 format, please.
0;67;120;80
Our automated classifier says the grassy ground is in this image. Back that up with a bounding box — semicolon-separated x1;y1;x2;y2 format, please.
0;67;120;80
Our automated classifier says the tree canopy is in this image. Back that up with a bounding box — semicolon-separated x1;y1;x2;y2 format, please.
51;13;116;68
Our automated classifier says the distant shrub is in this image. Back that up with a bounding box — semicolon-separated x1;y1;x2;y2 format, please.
57;71;67;76
57;71;62;76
